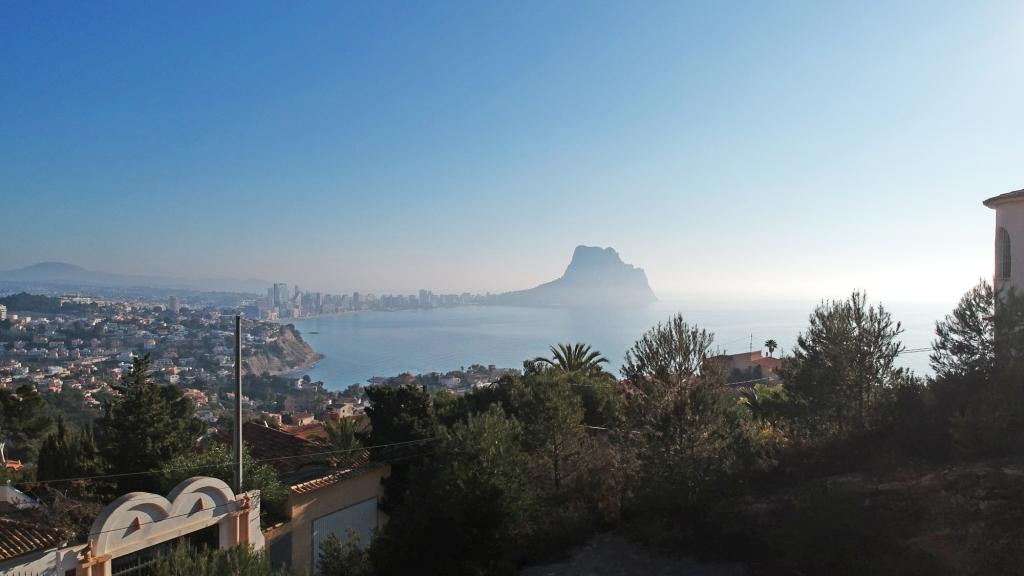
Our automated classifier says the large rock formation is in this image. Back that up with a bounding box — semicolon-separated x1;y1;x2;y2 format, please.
242;324;322;375
495;246;657;308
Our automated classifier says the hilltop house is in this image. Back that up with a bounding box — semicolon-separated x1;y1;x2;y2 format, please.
715;350;781;385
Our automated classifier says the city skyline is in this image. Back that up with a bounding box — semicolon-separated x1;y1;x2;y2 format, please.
4;2;1024;302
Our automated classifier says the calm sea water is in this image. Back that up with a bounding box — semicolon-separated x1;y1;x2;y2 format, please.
287;300;952;390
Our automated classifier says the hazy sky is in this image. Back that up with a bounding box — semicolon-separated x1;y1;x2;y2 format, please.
3;2;1022;301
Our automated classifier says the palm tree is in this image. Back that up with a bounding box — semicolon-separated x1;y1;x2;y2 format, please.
739;385;764;416
324;417;363;468
764;339;778;357
534;343;609;375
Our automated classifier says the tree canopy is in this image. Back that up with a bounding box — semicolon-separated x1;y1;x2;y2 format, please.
96;355;205;492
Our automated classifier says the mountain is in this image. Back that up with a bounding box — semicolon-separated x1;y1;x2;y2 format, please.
495;246;657;307
0;262;268;294
0;262;147;286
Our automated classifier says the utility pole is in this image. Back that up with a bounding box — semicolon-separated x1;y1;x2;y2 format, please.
234;315;243;493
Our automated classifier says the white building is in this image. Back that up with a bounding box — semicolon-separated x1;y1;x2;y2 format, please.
0;304;6;321
984;189;1024;293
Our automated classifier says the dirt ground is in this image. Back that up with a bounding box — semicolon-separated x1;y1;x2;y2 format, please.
520;533;748;576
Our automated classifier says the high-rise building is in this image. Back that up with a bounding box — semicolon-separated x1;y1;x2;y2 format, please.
167;295;180;313
418;289;433;308
352;292;361;310
0;304;6;321
272;283;289;309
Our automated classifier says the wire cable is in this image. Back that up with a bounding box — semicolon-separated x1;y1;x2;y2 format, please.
25;436;440;486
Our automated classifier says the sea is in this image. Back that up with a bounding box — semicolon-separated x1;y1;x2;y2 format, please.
285;300;953;391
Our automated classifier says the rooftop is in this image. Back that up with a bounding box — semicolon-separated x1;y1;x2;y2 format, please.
236;422;325;477
0;518;65;562
290;455;383;495
983;189;1024;208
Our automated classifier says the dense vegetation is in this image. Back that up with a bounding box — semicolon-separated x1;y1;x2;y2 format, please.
0;292;100;314
6;282;1024;574
317;284;1024;576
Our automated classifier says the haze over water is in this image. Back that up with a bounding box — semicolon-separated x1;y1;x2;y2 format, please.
288;300;948;390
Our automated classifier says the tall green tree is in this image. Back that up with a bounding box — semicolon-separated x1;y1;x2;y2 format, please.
364;384;436;516
371;405;534;576
621;319;757;512
931;280;995;381
518;378;587;492
36;415;102;488
780;291;905;438
364;384;434;447
928;284;1024;458
621;313;715;386
0;383;53;461
97;356;205;492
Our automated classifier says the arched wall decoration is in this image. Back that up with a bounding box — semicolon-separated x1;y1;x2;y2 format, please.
87;476;239;559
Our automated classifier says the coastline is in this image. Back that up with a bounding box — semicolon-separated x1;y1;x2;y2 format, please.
270;351;324;377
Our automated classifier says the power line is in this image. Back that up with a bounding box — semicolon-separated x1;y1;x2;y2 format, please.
25;436;439;487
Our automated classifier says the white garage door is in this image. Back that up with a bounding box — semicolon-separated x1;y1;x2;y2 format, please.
311;497;378;573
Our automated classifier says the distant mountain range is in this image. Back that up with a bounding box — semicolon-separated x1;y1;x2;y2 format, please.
0;262;268;294
494;246;657;307
1;248;658;306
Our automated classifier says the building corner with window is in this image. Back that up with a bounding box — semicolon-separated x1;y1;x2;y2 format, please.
984;189;1024;293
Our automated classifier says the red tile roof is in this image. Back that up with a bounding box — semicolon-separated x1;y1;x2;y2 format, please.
279;422;329;442
752;356;782;371
289;454;384;495
240;422;325;475
0;518;65;561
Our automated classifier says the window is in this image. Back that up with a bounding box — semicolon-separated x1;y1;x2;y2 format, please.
998;227;1012;280
311;497;379;573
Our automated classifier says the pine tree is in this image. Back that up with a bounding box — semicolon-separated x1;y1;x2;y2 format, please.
37;415;101;481
0;383;53;462
96;356;204;492
780;291;905;438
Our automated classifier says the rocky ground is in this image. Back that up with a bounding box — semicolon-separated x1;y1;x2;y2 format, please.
524;460;1024;575
521;533;747;576
719;459;1024;574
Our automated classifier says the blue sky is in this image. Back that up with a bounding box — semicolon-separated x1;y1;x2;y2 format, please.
2;1;1022;301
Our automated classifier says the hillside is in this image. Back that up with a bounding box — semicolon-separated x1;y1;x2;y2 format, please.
243;324;322;375
0;261;268;293
705;460;1024;574
495;245;657;307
